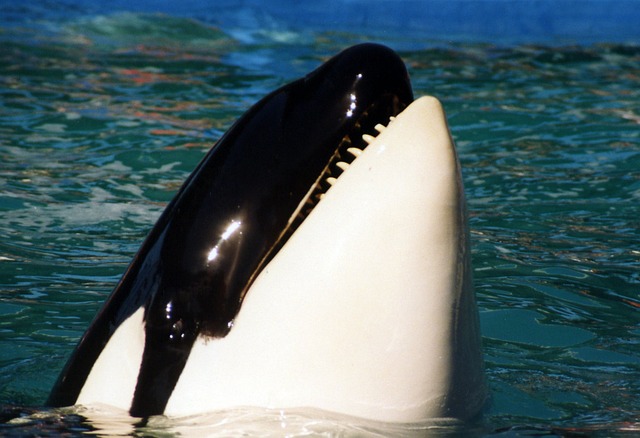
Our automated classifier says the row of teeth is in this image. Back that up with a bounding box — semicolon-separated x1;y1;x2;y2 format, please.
286;115;396;231
322;120;392;193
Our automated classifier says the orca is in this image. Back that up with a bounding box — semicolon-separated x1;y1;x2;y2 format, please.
48;43;486;423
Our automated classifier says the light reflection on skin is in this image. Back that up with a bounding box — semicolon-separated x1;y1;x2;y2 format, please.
206;219;242;263
345;73;362;118
346;93;357;117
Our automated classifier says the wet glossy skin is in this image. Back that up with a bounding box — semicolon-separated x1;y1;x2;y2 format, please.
48;43;413;417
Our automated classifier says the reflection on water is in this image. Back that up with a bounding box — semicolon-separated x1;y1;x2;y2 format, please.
2;405;482;437
3;405;639;437
1;6;639;437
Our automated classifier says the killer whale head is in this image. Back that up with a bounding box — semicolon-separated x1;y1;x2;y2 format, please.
48;43;485;422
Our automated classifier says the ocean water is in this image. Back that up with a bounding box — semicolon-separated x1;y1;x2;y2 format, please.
1;4;639;437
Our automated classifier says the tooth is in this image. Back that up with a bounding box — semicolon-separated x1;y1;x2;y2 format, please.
389;116;396;122
362;134;376;144
347;147;363;158
326;177;337;186
336;161;349;171
319;193;326;200
374;123;386;133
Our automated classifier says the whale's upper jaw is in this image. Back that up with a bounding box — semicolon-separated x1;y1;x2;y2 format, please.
47;43;414;416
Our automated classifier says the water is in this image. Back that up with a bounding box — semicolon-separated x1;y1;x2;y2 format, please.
1;4;639;437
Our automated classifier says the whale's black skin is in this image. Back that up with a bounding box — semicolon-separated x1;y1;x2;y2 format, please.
48;43;414;417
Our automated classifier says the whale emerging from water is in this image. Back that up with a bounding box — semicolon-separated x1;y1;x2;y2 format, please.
48;43;486;423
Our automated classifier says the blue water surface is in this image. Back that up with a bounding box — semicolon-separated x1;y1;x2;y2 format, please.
1;1;639;436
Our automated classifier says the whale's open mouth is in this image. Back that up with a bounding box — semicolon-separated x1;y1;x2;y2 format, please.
293;101;397;221
279;97;403;264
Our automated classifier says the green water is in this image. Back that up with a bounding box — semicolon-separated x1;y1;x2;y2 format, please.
1;11;639;437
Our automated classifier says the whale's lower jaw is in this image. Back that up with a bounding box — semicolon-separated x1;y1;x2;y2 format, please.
159;97;486;423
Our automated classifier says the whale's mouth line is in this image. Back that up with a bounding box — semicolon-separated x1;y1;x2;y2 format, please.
203;100;398;335
241;96;406;306
288;96;403;233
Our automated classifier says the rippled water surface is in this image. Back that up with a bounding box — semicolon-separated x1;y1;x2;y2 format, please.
1;6;639;437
